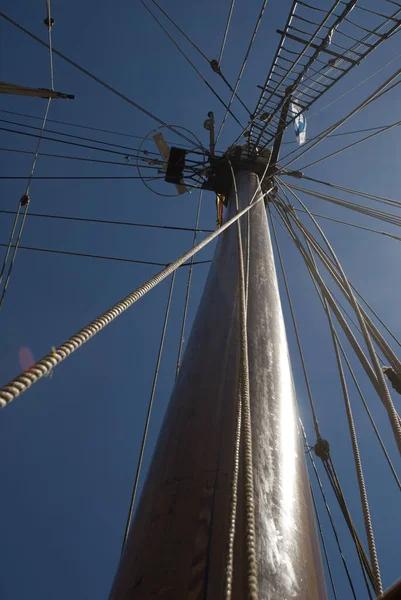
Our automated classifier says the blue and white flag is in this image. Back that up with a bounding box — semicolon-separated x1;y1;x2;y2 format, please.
290;103;307;145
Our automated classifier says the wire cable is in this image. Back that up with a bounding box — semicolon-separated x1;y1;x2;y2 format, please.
0;186;271;408
175;190;203;378
218;0;236;66
0;242;212;268
121;271;176;553
216;0;269;144
139;0;244;130
0;209;213;234
0;11;201;149
301;422;359;600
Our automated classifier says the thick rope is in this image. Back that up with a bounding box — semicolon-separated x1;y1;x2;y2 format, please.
121;271;176;554
284;188;401;458
224;378;242;599
326;302;383;596
301;422;358;600
230;163;258;599
0;192;268;408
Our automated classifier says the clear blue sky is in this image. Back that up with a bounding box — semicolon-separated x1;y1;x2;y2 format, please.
1;0;401;598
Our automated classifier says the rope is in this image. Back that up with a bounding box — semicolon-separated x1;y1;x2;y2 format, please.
0;188;270;408
0;209;213;234
301;422;359;600
224;377;242;600
216;0;269;144
0;242;212;268
0;11;200;150
0;108;196;148
218;0;236;66
45;0;55;90
121;272;176;553
0;58;53;308
268;206;321;439
339;341;401;494
279;64;401;170
229;162;258;599
139;0;244;130
299;118;401;171
286;193;401;454
175;190;203;378
309;482;338;600
325;299;383;595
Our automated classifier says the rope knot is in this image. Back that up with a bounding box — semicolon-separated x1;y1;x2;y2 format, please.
314;437;330;462
20;194;30;207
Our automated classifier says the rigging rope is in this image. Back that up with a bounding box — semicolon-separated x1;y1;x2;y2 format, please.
0;187;271;408
0;242;212;268
301;422;359;600
139;0;245;130
0;11;202;150
175;190;203;378
0;209;213;234
218;0;236;66
229;160;258;599
325;300;383;595
216;0;269;144
281;186;401;459
268;206;321;439
121;272;176;553
309;481;338;600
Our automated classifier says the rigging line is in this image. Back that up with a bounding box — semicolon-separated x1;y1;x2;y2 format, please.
285;184;401;226
307;48;401;121
175;190;203;378
121;271;176;553
251;0;344;149
276;186;391;367
279;65;401;170
277;182;401;377
268;205;321;439
149;0;209;62
0;147;169;170
322;457;375;598
0;176;166;181
320;278;382;593
0;118;207;160
0;11;202;150
215;0;269;145
286;185;401;234
0;242;212;267
218;0;236;66
286;210;401;493
299;118;401;171
0;209;213;234
273;202;381;396
146;0;251;114
286;173;401;209
0;126;178;162
283;185;401;458
139;0;244;130
339;340;401;494
292;206;401;242
301;422;359;600
0;185;272;408
0;110;196;149
0;99;52;309
282;122;401;144
45;0;54;90
229;159;258;599
309;481;338;600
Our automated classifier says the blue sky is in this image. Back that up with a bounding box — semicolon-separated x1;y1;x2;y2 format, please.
1;0;401;598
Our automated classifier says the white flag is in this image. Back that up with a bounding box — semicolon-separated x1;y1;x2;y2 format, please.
290;103;307;145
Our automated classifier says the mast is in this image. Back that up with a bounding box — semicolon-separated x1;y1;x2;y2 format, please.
110;169;327;599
